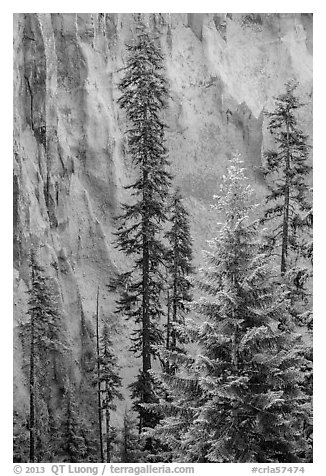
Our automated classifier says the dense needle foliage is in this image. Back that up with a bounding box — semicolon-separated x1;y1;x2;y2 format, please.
262;81;312;279
115;23;172;430
152;156;311;462
98;322;122;462
22;251;65;462
164;188;193;373
57;384;89;462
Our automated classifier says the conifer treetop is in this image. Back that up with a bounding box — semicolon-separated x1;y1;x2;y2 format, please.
212;154;256;224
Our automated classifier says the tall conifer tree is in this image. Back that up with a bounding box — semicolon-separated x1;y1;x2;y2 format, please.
115;22;171;431
23;250;64;462
152;156;311;463
98;321;122;462
262;82;313;433
119;410;143;463
95;287;104;462
57;383;88;462
164;188;193;373
262;80;312;277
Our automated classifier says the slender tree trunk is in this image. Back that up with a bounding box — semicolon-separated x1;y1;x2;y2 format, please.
29;309;36;463
123;415;128;462
281;123;291;274
171;242;178;350
172;256;178;351
166;289;171;374
142;167;151;431
142;230;151;377
96;286;104;462
231;331;239;370
105;381;111;463
166;289;170;351
281;186;290;274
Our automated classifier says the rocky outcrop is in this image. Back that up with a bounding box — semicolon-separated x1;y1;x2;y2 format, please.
13;13;312;423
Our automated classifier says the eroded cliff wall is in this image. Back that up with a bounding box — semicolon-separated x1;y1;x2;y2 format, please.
13;13;312;422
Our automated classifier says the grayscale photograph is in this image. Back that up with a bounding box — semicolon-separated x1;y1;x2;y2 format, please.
13;12;313;464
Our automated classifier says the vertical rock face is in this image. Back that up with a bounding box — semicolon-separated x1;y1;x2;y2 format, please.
13;13;312;421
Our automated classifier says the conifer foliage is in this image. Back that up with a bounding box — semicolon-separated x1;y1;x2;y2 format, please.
98;322;122;462
22;250;64;462
119;410;143;463
262;80;312;275
115;22;171;430
13;412;29;463
57;383;88;462
164;188;193;372
153;157;311;463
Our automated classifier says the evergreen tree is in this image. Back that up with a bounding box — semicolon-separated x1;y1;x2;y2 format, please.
262;80;312;276
164;188;193;373
57;383;88;462
115;22;172;431
95;287;104;462
93;289;123;462
78;312;103;463
152;156;311;463
119;410;143;463
98;321;123;462
22;250;64;462
13;412;29;463
262;82;312;451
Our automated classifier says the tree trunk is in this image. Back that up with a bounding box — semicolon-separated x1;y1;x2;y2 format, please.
29;308;36;463
142;167;152;431
165;289;171;374
105;382;111;463
281;122;291;274
281;186;290;274
96;286;104;462
166;289;170;351
123;415;128;462
171;256;178;351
